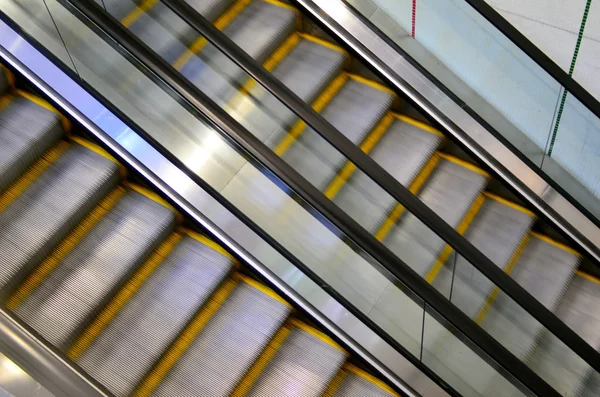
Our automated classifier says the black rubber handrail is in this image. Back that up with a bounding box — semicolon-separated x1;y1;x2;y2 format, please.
57;1;570;395
155;0;598;375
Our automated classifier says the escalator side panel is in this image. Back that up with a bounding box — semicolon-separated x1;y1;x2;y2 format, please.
333;118;443;233
273;78;395;190
433;198;535;315
527;275;600;396
236;37;347;142
246;322;348;397
75;235;233;397
180;0;297;104
0;144;120;294
152;279;291;396
0;97;64;193
12;190;176;349
383;158;489;278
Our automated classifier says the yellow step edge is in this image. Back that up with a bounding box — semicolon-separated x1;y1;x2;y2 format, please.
321;367;347;397
234;273;292;308
392;113;445;138
67;232;183;359
134;277;239;397
375;153;441;241
228;33;301;113
71;136;127;179
121;0;158;27
0;141;69;214
425;193;486;283
1;64;16;89
5;187;127;311
230;324;292;397
483;192;536;218
182;228;236;261
347;74;396;96
173;0;253;69
274;73;348;156
344;363;400;396
437;153;490;178
475;234;531;324
263;0;303;29
324;113;395;199
125;183;184;224
16;90;71;134
299;33;349;57
0;93;14;112
575;270;600;285
289;318;347;353
530;232;580;257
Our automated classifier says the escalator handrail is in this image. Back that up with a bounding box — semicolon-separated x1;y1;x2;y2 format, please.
55;2;578;396
128;0;599;376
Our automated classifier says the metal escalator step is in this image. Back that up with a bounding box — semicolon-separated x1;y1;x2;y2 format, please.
0;96;64;192
382;156;489;278
114;0;237;63
0;143;120;294
74;233;234;397
332;116;444;234
526;273;600;396
581;371;600;397
234;35;348;142
326;364;398;397
433;195;535;312
479;234;580;361
272;77;395;190
180;0;298;104
151;275;291;396
244;320;348;396
12;189;176;350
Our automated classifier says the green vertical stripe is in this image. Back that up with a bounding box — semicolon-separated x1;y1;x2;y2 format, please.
547;0;593;156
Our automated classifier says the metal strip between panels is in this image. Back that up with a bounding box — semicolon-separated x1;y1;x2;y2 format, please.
0;14;430;397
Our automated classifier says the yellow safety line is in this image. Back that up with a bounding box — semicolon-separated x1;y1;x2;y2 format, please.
67;232;183;359
475;234;531;324
345;363;400;396
347;74;396;96
274;73;348;156
0;141;69;214
125;182;184;224
134;277;239;397
374;153;440;241
576;270;600;285
530;232;580;256
425;193;486;283
235;273;292;307
324;113;395;199
0;93;14;112
5;187;127;310
300;33;349;56
71;136;127;179
437;153;490;177
121;0;158;27
173;0;253;69
322;368;347;397
16;90;71;134
182;228;236;261
393;113;445;138
230;324;292;397
0;64;15;89
483;192;536;218
289;318;347;353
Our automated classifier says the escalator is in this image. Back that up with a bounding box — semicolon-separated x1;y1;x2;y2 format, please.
0;63;402;397
84;1;600;395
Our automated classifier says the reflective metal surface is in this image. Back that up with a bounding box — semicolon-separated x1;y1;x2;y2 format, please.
0;352;54;397
296;0;600;265
0;18;442;397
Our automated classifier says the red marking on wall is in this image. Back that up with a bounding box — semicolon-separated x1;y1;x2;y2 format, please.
412;0;417;38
